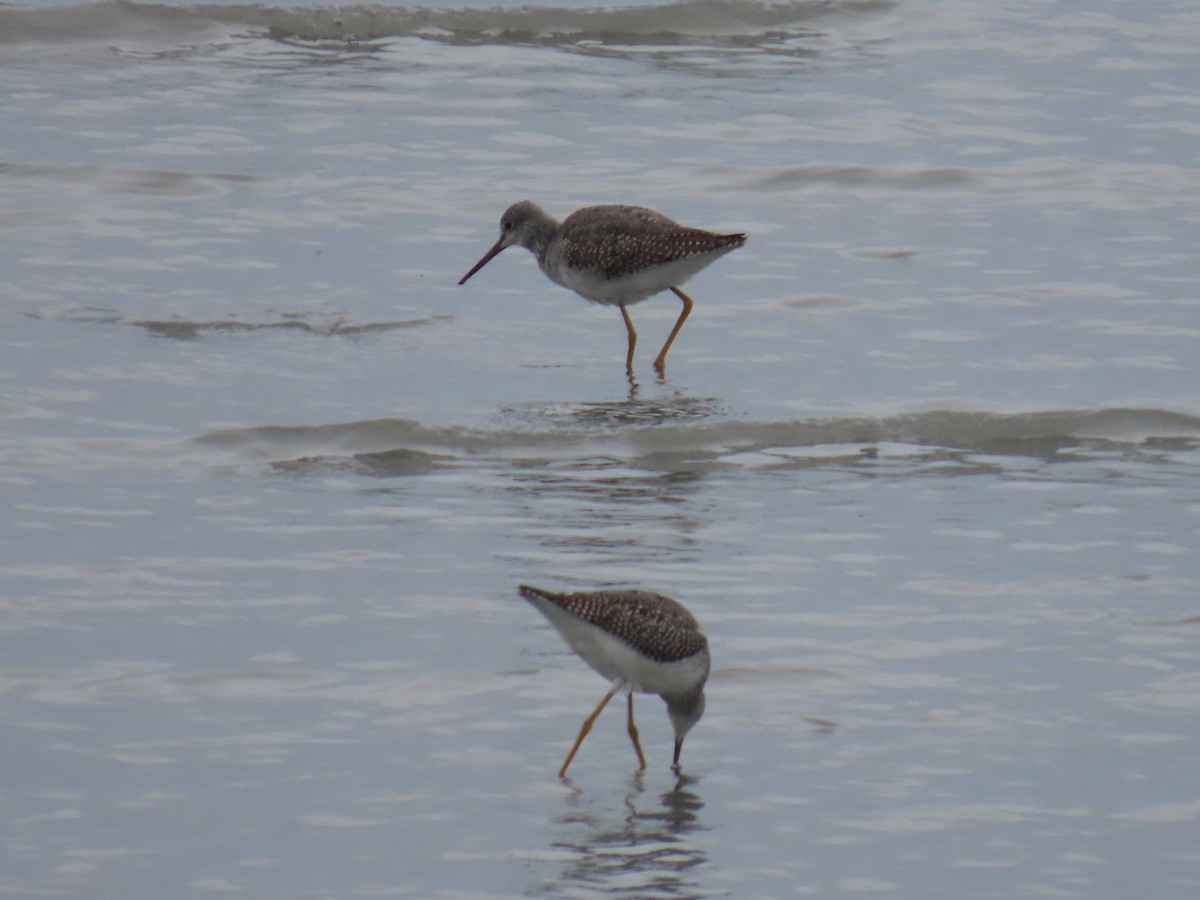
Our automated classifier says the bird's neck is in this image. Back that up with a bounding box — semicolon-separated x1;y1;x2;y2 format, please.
523;214;560;266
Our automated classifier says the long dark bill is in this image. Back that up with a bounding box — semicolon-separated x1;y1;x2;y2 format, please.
458;238;506;285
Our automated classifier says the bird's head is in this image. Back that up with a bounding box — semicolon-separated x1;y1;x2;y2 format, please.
458;200;551;285
667;689;706;769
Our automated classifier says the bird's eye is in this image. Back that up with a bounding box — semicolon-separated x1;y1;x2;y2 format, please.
502;220;513;231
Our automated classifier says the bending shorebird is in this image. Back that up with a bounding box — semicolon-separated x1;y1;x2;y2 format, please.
518;584;710;777
460;201;745;373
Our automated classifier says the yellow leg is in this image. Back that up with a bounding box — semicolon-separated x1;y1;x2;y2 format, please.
626;692;647;770
653;287;694;372
559;681;621;778
619;303;637;372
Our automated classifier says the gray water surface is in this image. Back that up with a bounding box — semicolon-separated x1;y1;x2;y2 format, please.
2;0;1199;897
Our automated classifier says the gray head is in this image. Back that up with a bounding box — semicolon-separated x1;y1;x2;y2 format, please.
458;200;557;285
667;688;706;769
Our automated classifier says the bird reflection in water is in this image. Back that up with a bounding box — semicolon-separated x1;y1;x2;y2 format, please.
537;773;707;897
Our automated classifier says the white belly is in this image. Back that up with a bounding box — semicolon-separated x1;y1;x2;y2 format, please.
530;599;706;699
544;248;735;307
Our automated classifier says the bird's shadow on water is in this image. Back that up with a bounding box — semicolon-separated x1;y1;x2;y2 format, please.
534;771;708;897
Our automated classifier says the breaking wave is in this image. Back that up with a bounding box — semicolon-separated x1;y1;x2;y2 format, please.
193;406;1200;475
0;0;893;48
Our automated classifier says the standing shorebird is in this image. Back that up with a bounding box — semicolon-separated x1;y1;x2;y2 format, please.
459;201;745;373
518;584;710;777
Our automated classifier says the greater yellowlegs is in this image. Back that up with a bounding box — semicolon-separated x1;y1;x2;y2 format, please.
460;202;745;373
518;584;710;777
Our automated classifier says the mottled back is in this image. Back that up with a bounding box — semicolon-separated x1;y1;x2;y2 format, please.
556;205;745;280
518;585;707;664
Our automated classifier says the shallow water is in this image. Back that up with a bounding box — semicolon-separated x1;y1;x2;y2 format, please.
3;0;1199;897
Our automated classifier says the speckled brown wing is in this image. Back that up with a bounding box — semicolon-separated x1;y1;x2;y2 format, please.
518;585;708;664
557;205;746;280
